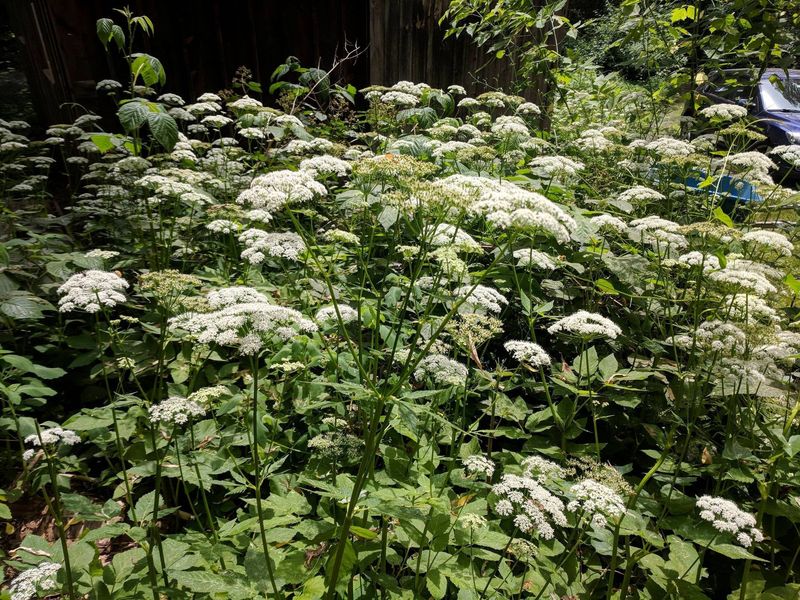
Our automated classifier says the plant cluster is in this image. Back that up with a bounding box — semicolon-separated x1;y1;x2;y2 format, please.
2;10;800;600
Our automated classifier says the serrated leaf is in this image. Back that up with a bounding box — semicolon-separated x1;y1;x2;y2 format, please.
147;111;178;151
117;101;149;131
427;569;447;599
96;18;113;46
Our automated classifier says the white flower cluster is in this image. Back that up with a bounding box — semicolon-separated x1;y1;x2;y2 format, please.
57;270;129;313
8;562;61;600
299;155;351;178
228;95;263;111
201;114;233;128
236;169;326;212
567;479;626;528
25;427;80;449
314;304;360;326
769;144;800;168
575;129;614;151
629;215;688;249
547;311;621;340
521;455;566;483
169;287;317;355
698;104;748;121
85;249;120;260
677;251;721;272
590;214;628;233
644;137;694;158
504;341;551;368
725;294;779;324
284;138;335;155
414;354;468;386
727;151;776;174
463;454;495;478
431;175;576;243
492;474;568;539
529;155;584;177
696;495;763;547
617;186;665;206
754;329;800;363
453;284;508;314
491;115;530;137
672;320;747;355
513;248;558;270
239;229;305;263
426;223;482;252
149;396;206;425
707;266;777;296
380;91;419;107
516;102;541;116
206;219;238;234
741;229;793;256
23;427;80;460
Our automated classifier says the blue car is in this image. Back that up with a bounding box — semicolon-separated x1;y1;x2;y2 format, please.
694;68;800;184
697;68;800;146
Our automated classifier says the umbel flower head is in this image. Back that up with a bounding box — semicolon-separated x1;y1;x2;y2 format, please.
463;454;495;478
414;354;468;387
169;286;317;355
236;169;326;212
8;562;61;600
504;341;551;368
23;427;80;460
491;473;568;539
696;495;763;547
57;269;129;313
567;479;626;528
548;311;622;340
149;396;206;425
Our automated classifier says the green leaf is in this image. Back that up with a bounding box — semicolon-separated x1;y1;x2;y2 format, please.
709;543;765;561
131;53;166;87
595;278;619;295
1;355;66;379
117;101;149;131
96;18;113;46
90;133;116;153
0;294;49;320
785;435;800;458
349;525;378;540
147;111;178;151
296;576;326;600
427;569;448;599
785;274;800;294
712;206;734;228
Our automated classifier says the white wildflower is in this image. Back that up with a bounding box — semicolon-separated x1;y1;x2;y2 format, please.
547;311;621;340
590;214;628;233
239;229;305;263
529;155;584;177
236;169;326;211
696;496;763;548
315;305;359;326
453;284;508;314
149;396;206;425
504;341;551;368
414;354;468;386
741;229;793;256
8;562;62;600
57;270;129;313
513;248;558;270
463;455;495;478
491;474;568;539
698;104;748;121
567;479;626;528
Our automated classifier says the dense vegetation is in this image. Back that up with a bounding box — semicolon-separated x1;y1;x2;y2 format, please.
2;3;800;599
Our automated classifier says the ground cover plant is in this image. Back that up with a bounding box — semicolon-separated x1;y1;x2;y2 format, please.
2;7;800;600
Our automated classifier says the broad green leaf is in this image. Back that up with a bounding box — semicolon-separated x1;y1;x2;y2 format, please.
117;101;149;131
1;355;66;379
147;111;178;151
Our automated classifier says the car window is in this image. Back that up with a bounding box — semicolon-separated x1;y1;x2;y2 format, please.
714;84;750;105
760;78;800;111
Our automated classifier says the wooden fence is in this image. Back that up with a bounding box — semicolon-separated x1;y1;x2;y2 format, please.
4;0;533;125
